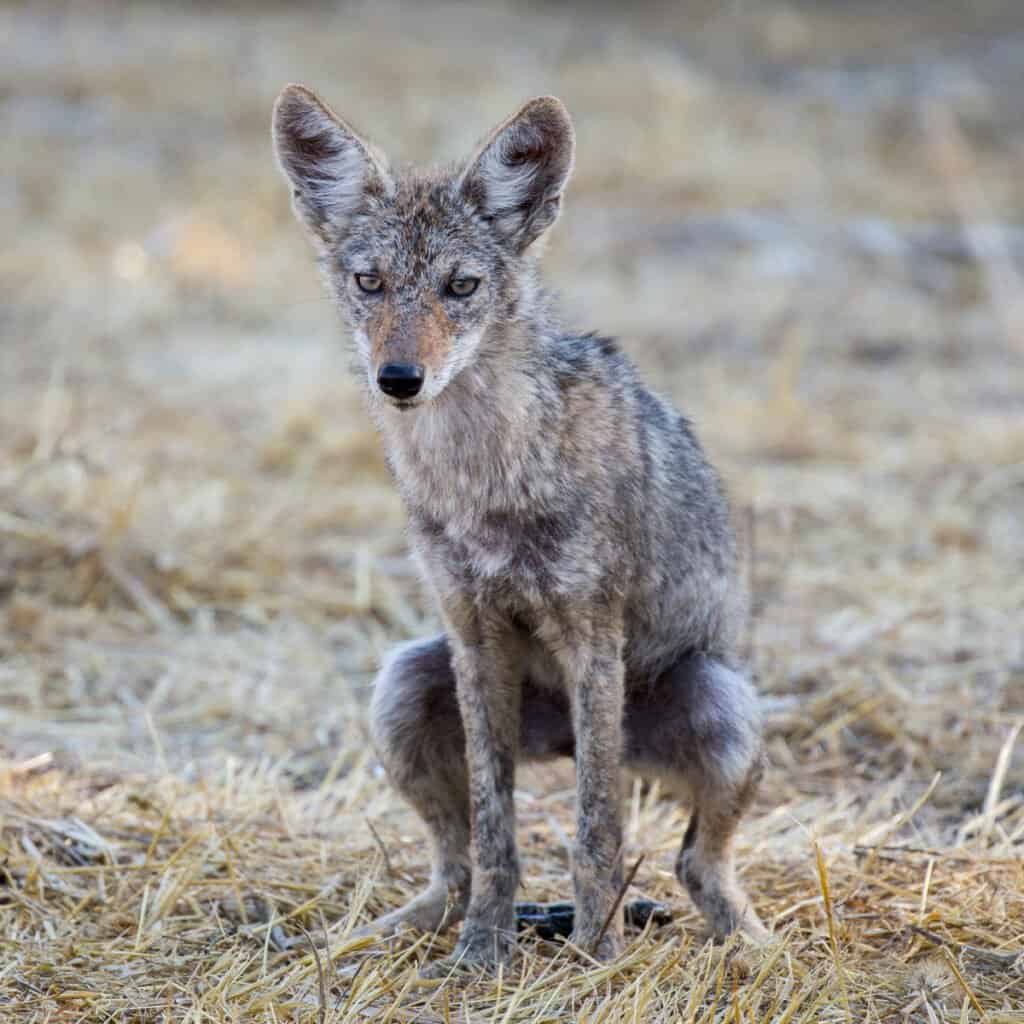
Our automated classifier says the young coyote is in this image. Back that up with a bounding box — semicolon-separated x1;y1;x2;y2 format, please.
273;86;768;971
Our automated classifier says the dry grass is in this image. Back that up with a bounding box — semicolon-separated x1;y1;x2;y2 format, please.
2;1;1023;1020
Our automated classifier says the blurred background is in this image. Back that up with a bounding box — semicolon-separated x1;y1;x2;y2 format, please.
1;1;1023;1011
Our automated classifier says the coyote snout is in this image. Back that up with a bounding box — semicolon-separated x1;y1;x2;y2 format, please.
360;294;476;405
273;84;769;976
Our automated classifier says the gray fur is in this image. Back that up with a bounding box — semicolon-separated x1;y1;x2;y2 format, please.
273;87;769;971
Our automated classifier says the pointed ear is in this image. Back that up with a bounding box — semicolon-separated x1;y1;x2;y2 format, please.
459;96;575;252
272;84;391;239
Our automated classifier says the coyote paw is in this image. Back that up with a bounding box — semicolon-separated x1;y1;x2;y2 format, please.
351;886;464;941
419;922;514;979
570;929;624;963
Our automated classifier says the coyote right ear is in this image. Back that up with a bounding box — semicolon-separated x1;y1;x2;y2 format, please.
460;96;575;253
272;84;391;239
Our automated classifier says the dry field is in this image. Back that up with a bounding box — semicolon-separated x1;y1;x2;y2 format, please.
2;1;1023;1020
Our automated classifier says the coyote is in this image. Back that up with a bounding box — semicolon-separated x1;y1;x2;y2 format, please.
273;86;768;972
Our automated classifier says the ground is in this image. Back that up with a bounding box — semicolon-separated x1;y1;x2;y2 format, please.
1;1;1023;1021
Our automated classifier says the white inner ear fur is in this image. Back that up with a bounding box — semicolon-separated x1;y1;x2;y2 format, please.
473;129;543;215
297;113;368;219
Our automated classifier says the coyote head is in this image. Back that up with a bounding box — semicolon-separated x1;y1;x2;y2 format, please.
273;86;575;408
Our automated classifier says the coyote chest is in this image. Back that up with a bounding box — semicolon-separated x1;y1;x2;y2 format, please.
385;392;601;596
409;499;598;599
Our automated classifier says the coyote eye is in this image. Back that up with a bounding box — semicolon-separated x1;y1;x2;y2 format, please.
355;273;383;293
447;276;480;298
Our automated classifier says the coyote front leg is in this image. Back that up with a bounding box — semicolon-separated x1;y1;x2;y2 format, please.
546;609;626;961
423;606;522;975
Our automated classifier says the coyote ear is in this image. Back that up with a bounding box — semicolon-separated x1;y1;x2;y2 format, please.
460;96;575;252
272;84;390;239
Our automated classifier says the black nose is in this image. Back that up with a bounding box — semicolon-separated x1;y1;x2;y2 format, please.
377;363;425;400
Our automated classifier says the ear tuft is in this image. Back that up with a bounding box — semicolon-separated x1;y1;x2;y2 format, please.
460;96;575;252
272;84;389;238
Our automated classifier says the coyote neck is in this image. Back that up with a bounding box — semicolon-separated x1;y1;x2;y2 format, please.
377;329;560;528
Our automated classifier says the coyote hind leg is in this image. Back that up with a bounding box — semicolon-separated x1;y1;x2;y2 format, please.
625;653;769;942
358;637;472;938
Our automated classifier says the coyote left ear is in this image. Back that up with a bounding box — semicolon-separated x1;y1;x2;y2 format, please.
460;96;575;252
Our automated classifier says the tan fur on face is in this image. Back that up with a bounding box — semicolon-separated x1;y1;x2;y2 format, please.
416;299;456;372
369;298;456;375
368;302;396;366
